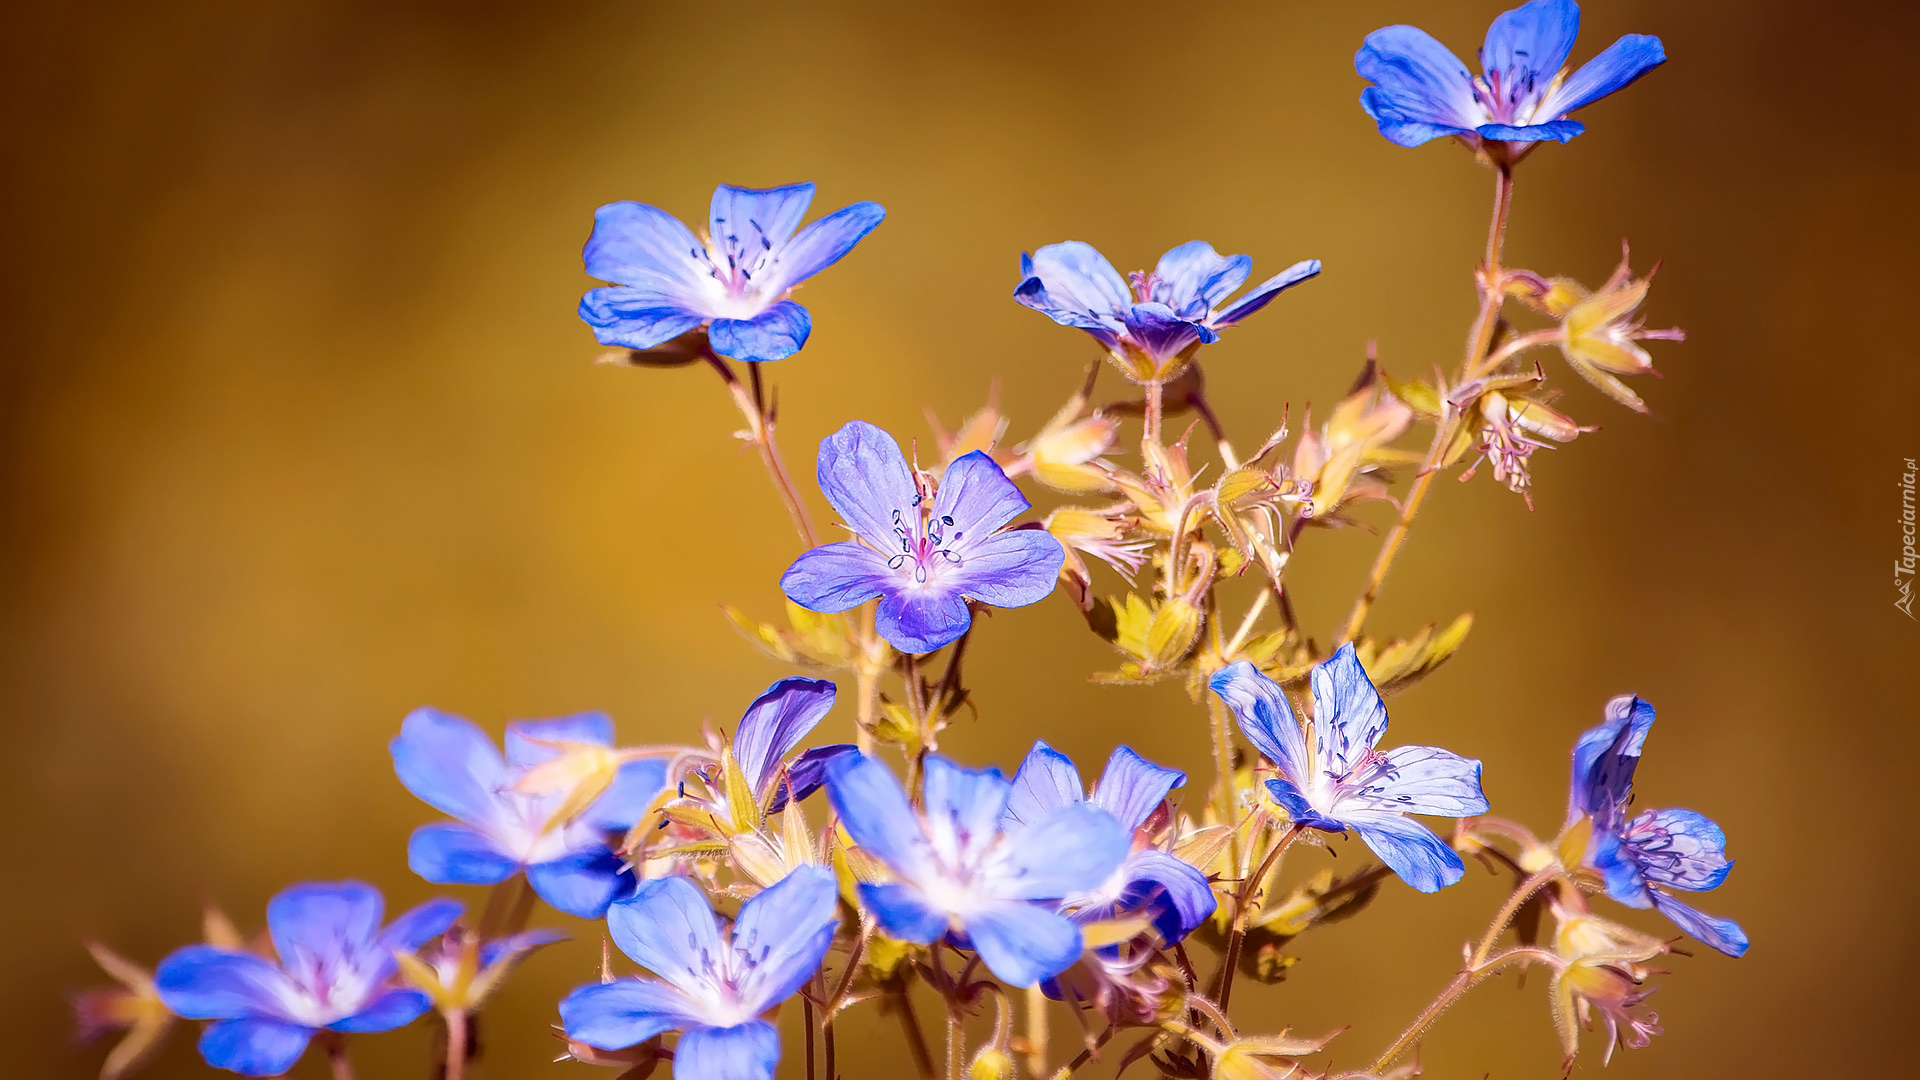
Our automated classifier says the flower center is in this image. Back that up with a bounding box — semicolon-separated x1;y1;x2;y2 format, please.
888;500;964;585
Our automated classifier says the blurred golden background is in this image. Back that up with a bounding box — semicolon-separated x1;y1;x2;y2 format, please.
5;0;1916;1076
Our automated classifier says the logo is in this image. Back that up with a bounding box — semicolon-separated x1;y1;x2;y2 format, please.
1899;457;1917;619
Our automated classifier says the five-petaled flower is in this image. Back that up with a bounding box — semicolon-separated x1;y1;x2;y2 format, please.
391;710;668;919
1212;645;1490;893
1356;0;1665;151
1014;240;1320;382
559;866;840;1080
824;751;1131;987
1567;695;1749;957
580;182;886;362
154;882;461;1077
1004;742;1215;947
780;421;1066;655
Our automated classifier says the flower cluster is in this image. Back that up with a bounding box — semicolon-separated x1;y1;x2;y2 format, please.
75;5;1742;1080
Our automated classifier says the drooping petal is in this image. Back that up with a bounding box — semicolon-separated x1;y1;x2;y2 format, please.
1355;25;1482;137
1620;809;1733;893
922;755;1012;863
934;452;1031;543
377;899;463;956
777;744;859;810
730;866;840;1014
1568;695;1654;827
733;679;839;798
709;301;812;364
1212;260;1322;327
814;421;918;551
606;877;724;994
154;947;297;1021
1538;34;1667;119
1309;644;1390;777
391;708;509;825
708;183;815;263
825;753;936;880
856;884;949;944
528;848;633;920
990;803;1130;901
1115;849;1217;945
1648;891;1749;958
674;1022;782;1080
196;1018;313;1078
1210;662;1310;784
1480;0;1580;94
1475;120;1585;143
948;529;1064;609
1002;742;1085;829
1150;242;1252;317
964;902;1085;988
588;759;672;832
1340;745;1488;818
328;989;432;1034
1342;810;1465;893
874;585;973;655
265;883;383;979
505;713;615;769
1015;242;1132;323
759;201;888;295
780;543;896;614
560;979;706;1050
1091;747;1186;834
578;287;709;350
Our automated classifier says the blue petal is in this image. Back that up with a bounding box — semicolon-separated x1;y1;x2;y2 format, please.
1474;120;1584;143
857;883;950;944
197;1018;313;1078
1015;242;1132;323
1590;827;1653;907
991;803;1129;901
776;744;859;811
760;201;887;295
528;847;634;919
1539;34;1666;118
733;678;839;798
1263;776;1329;830
949;529;1064;609
675;1021;781;1080
506;712;615;769
781;542;896;615
1116;849;1217;944
579;287;709;350
963;902;1084;987
1355;25;1482;136
934;451;1031;541
1342;811;1465;893
377;898;463;955
266;883;383;977
407;824;518;886
1622;808;1733;893
709;301;813;364
923;755;1012;860
589;758;671;832
1150;242;1252;317
1480;0;1580;92
1309;644;1390;777
560;978;705;1050
1120;303;1210;364
1648;890;1749;958
607;876;724;991
154;947;296;1020
1092;746;1186;834
1568;694;1655;827
825;753;935;880
391;708;508;826
1002;742;1085;830
1346;745;1489;818
730;866;840;1013
1210;662;1311;785
1012;272;1123;351
814;421;918;551
329;989;432;1033
478;929;567;971
583;201;708;290
1212;260;1321;327
1359;88;1479;148
709;183;815;261
874;586;973;654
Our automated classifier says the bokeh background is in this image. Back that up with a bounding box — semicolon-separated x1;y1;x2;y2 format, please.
5;0;1915;1077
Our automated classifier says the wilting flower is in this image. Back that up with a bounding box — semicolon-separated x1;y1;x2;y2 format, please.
154;883;460;1077
74;943;174;1080
1290;361;1416;522
1003;742;1215;945
392;710;668;919
1540;246;1682;413
1014;241;1319;382
1550;913;1668;1065
580;183;886;362
781;421;1065;655
1212;645;1489;893
1568;697;1749;957
559;867;839;1080
824;752;1130;986
1356;0;1666;151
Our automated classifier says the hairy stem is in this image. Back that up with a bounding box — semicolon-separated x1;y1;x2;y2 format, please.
1143;378;1165;449
1472;866;1560;967
1214;824;1304;1016
703;348;818;548
443;1011;468;1080
1024;984;1049;1079
1369;947;1556;1074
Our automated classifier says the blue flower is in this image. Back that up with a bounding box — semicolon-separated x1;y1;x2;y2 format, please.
154;883;460;1077
580;183;885;362
726;678;856;814
780;421;1066;655
1014;240;1320;381
1568;696;1749;958
1357;0;1666;149
1211;646;1490;893
559;867;839;1080
391;709;668;919
1003;742;1215;946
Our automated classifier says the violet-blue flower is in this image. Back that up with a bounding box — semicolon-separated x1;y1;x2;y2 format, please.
824;751;1130;987
780;421;1066;655
725;677;855;814
559;866;838;1080
1211;645;1489;893
1568;695;1749;958
391;709;668;919
1357;0;1666;149
1014;240;1319;381
580;182;885;362
154;882;460;1077
1003;742;1215;946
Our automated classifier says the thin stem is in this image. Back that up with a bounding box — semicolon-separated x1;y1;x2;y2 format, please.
1471;866;1560;967
803;997;818;1080
1207;695;1238;832
1142;379;1165;449
946;1010;962;1080
1024;984;1049;1079
1215;825;1304;1015
702;348;818;548
1050;1025;1116;1080
1368;947;1555;1074
892;979;938;1080
322;1034;355;1080
443;1011;468;1080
